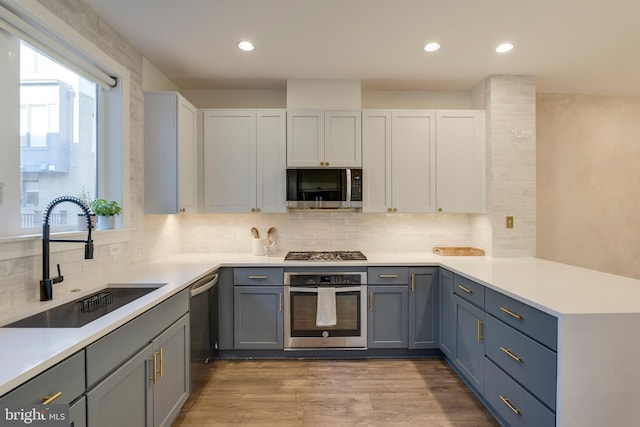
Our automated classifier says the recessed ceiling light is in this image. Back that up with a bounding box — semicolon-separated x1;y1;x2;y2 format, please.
424;42;441;52
237;41;255;51
496;43;514;53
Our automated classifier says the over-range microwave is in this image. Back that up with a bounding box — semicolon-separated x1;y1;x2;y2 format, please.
286;168;363;210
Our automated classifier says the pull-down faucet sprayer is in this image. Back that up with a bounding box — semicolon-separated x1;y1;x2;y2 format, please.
41;196;94;301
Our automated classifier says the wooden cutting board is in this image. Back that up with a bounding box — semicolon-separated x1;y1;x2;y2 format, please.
433;247;485;256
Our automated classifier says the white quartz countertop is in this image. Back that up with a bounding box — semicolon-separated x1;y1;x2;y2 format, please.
2;251;640;396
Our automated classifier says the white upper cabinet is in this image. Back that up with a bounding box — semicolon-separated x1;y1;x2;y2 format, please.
362;110;391;213
436;110;486;213
144;92;197;214
391;110;436;213
203;109;286;213
287;110;361;167
363;109;485;214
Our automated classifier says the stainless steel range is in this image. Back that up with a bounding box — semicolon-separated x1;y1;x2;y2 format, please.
284;269;367;350
284;250;367;261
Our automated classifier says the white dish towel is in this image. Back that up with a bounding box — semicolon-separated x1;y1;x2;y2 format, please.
316;287;337;327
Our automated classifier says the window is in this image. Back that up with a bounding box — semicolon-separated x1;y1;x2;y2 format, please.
0;1;129;238
19;42;98;228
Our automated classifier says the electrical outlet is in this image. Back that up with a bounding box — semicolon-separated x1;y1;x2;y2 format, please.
109;243;121;256
506;216;514;229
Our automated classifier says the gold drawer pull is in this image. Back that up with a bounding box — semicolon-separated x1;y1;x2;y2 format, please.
248;275;267;279
369;292;373;311
378;274;398;278
499;395;521;415
500;346;523;363
279;293;283;311
500;307;523;320
411;272;415;292
477;319;483;342
42;391;62;405
458;285;473;294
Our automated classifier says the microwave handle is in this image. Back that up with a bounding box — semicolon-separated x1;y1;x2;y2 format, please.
346;168;351;202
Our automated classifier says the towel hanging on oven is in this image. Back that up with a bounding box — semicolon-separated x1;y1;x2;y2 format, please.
316;287;337;327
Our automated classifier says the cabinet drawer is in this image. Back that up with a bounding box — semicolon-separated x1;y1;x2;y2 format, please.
485;358;555;427
234;268;283;285
368;267;409;285
86;289;189;388
453;274;485;307
0;350;85;405
485;288;557;351
485;315;557;409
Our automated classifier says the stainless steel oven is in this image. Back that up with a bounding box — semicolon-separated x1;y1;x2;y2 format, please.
284;270;367;349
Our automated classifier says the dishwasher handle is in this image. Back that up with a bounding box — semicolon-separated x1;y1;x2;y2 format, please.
190;273;219;297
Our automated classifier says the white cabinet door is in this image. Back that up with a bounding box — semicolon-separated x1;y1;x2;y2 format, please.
287;110;362;167
177;97;197;213
324;110;362;167
257;110;286;213
286;110;324;167
362;110;391;213
391;110;436;213
203;110;257;213
144;92;197;214
436;110;486;213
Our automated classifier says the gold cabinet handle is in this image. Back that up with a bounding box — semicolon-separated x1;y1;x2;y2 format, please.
42;391;62;405
438;207;443;212
179;208;186;213
411;272;415;292
499;395;521;415
248;275;267;279
149;355;158;384
369;291;373;311
279;293;283;311
158;348;164;378
320;162;325;166
379;274;398;279
458;285;473;294
500;346;523;363
477;319;483;342
500;307;523;320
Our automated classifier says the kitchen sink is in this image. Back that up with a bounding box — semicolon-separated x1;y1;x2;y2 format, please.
4;283;167;328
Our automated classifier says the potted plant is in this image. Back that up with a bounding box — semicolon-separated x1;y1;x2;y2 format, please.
90;198;121;229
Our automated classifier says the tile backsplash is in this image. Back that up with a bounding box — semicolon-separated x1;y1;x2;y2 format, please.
180;212;485;255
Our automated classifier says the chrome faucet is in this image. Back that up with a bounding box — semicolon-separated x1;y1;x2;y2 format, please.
41;196;94;301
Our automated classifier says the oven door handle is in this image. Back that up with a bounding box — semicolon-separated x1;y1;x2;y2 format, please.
289;286;363;293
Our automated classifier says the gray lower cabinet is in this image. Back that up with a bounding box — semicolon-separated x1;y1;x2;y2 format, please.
439;269;455;358
408;267;438;349
0;350;86;426
367;285;409;348
87;344;153;426
234;286;284;349
454;295;485;392
217;268;234;350
87;314;189;427
86;289;190;426
152;314;190;427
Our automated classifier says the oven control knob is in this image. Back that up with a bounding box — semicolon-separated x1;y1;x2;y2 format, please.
322;331;330;338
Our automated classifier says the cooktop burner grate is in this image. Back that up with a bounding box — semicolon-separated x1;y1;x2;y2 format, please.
284;251;367;261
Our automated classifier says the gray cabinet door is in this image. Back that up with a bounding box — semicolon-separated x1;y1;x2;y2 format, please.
69;396;86;427
368;285;409;348
152;314;190;427
408;267;438;349
234;286;284;349
87;344;153;427
455;295;485;393
217;268;235;350
439;269;455;358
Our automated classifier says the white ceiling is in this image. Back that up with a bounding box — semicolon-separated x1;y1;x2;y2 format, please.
83;0;640;94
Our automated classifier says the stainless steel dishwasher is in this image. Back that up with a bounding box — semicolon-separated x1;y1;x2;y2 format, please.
189;271;219;394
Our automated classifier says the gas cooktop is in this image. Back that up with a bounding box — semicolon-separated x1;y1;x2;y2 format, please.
284;251;367;261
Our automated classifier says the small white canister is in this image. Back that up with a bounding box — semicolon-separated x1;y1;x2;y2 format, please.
252;238;269;255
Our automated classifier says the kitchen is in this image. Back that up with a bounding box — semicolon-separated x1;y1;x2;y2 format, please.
1;0;640;426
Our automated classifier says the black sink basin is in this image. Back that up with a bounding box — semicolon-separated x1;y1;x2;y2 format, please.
5;285;166;328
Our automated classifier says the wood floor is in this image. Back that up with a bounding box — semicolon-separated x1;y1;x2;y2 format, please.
173;358;499;427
